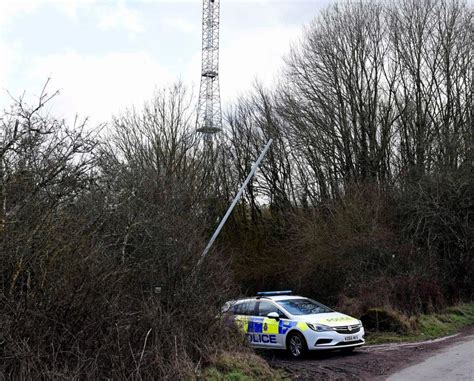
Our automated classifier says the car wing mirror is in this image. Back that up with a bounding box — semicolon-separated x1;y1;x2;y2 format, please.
267;312;280;320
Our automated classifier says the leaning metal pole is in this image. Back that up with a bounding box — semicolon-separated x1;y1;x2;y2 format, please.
197;139;273;268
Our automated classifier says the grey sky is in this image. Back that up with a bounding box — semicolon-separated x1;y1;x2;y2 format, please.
0;0;331;125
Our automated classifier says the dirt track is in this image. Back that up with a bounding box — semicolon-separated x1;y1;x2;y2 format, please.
265;326;474;380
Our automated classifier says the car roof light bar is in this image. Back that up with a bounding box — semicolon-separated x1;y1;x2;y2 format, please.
256;290;293;296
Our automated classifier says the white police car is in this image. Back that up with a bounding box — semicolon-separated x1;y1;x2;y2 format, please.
224;291;365;358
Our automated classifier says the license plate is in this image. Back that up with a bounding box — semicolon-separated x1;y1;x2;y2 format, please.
344;335;359;341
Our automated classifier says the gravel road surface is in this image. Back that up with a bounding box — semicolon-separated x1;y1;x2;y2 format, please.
266;326;474;380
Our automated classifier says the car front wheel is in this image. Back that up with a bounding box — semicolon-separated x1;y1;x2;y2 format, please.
287;331;307;358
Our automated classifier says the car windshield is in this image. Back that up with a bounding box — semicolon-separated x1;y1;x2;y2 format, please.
276;298;333;315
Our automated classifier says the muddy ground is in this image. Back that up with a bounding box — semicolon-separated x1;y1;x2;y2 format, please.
264;326;474;380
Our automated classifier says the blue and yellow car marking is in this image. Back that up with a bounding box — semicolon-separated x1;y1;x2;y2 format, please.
247;317;264;333
235;317;309;345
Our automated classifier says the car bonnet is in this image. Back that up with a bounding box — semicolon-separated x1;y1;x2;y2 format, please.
291;311;360;327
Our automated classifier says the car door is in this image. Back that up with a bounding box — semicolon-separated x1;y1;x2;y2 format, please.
232;300;258;345
245;300;269;347
257;300;288;348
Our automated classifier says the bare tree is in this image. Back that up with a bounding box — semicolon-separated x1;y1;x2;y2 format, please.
279;1;396;200
0;84;99;296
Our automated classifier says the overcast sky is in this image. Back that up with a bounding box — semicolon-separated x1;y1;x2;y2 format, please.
0;0;331;125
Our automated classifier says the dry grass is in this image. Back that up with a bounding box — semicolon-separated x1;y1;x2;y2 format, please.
204;351;288;381
366;303;474;344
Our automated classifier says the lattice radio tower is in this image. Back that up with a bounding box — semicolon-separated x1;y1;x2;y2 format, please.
193;0;274;267
196;0;222;135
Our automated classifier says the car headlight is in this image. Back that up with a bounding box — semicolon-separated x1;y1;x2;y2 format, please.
306;323;335;332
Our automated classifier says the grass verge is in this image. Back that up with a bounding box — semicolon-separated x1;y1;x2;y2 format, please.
203;351;288;381
366;303;474;344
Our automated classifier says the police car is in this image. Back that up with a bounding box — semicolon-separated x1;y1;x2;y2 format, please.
223;291;365;358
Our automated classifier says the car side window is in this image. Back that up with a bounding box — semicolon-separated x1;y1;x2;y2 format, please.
232;300;257;316
258;301;287;318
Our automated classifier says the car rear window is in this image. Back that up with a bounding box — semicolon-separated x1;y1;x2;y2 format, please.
276;298;332;315
231;300;257;315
